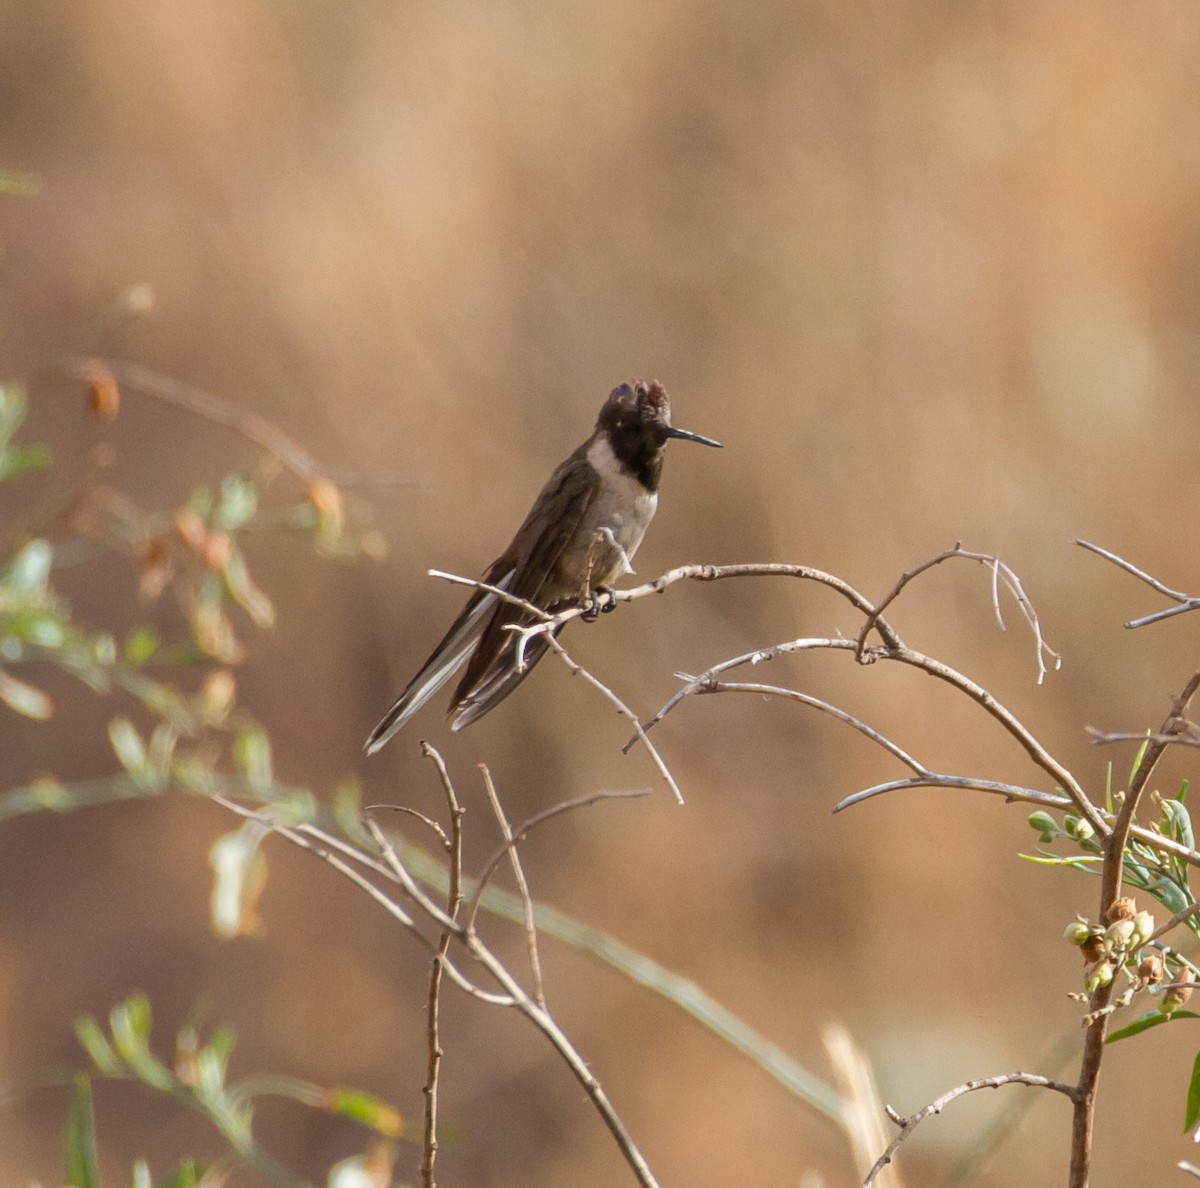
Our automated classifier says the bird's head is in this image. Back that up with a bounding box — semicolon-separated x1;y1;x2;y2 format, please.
597;380;722;456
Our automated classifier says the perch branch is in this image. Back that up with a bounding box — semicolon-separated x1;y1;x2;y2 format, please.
862;1072;1076;1186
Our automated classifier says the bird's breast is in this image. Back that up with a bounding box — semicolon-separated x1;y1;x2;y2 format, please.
565;437;660;586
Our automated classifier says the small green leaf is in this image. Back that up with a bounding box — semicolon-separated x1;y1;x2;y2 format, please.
1186;1052;1200;1131
6;539;52;595
209;826;268;938
0;442;51;480
233;726;272;793
73;1015;123;1077
215;475;258;531
157;1162;204;1188
1107;1009;1200;1043
122;628;159;665
109;995;174;1092
0;168;41;195
221;548;274;629
148;724;177;782
0;669;53;719
1162;799;1195;849
64;1076;101;1188
107;718;149;778
1027;811;1059;842
1147;876;1192;915
326;1087;405;1137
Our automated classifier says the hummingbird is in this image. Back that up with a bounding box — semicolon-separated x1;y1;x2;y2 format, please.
365;380;721;753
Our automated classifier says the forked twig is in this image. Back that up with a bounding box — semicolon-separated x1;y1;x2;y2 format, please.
857;545;1061;684
862;1073;1076;1186
1075;539;1200;628
478;763;546;1007
417;743;464;1188
465;787;648;934
53;356;328;483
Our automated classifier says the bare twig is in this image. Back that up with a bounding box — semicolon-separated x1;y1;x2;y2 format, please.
418;743;464;1188
834;776;1073;813
478;764;546;1007
856;545;1060;683
465;787;648;936
640;634;1105;836
363;817;661;1188
1075;540;1200;628
52;357;328;483
685;679;927;772
1088;724;1200;749
367;804;450;850
544;634;685;805
209;790;662;1186
212;795;511;1005
862;1073;1076;1187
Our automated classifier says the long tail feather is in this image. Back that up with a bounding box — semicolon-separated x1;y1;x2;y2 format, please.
365;576;511;753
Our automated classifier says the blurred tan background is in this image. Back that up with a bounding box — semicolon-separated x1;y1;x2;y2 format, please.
3;2;1200;1184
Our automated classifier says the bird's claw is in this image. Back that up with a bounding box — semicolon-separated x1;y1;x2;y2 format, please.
580;587;617;622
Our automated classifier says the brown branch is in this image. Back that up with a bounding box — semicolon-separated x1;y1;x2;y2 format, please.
544;635;684;804
1068;670;1200;1187
863;1072;1076;1186
478;764;546;1008
1087;724;1200;749
856;545;1060;683
1074;539;1200;628
464;787;649;934
418;743;464;1188
52;356;328;483
363;817;661;1188
208;790;662;1186
639;634;1106;836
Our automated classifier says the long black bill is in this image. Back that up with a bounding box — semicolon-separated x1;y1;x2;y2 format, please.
664;425;722;448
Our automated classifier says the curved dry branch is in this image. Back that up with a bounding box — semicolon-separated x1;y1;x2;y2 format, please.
686;680;927;772
857;544;1060;683
52;356;328;483
465;787;648;931
834;776;1073;814
862;1072;1076;1187
638;633;1104;835
1075;539;1200;628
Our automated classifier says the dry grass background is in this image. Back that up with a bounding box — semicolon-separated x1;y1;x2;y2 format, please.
3;3;1200;1185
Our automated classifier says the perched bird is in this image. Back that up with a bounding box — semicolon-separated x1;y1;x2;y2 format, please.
365;380;721;753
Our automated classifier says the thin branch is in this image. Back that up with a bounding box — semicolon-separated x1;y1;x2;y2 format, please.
212;796;511;1005
1088;724;1200;749
418;743;464;1188
478;764;546;1007
1074;540;1200;628
367;804;450;851
1150;901;1200;944
639;634;1105;836
363;817;661;1188
856;545;1060;683
465;788;649;933
544;634;685;804
688;679;927;772
210;793;661;1185
862;1073;1076;1187
834;776;1073;814
52;357;328;483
